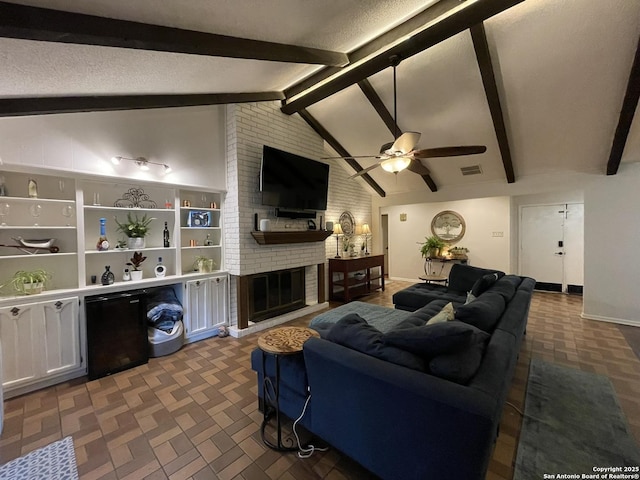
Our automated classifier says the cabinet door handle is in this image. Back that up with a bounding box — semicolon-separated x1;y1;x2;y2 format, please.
196;280;200;286
216;278;220;283
11;307;20;316
55;301;63;309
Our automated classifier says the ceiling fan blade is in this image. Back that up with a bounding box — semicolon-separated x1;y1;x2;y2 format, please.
388;131;421;155
406;159;430;176
412;145;487;158
321;154;383;160
348;161;383;179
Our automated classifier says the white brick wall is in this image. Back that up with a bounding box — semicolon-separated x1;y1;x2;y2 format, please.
225;101;372;327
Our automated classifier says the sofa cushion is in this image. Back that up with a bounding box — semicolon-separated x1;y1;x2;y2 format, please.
486;275;521;302
392;282;460;311
426;302;455;325
383;320;483;358
326;313;427;371
447;264;504;295
455;292;506;332
429;330;489;384
470;273;500;297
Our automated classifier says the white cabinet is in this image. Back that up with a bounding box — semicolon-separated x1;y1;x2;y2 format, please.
0;296;82;397
183;274;229;343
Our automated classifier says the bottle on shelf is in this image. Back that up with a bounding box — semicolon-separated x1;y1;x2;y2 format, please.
101;266;115;285
204;234;214;246
97;217;110;251
154;257;166;278
163;221;170;247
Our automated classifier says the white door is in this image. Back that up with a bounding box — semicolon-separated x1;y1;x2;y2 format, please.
208;275;228;328
381;214;389;276
0;303;40;389
42;297;81;376
520;203;584;292
184;278;212;340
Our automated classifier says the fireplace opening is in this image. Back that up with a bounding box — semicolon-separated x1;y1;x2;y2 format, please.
248;267;305;322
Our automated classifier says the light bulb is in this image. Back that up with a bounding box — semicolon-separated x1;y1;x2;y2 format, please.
380;157;411;173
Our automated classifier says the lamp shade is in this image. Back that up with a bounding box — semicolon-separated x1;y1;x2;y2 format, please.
361;223;371;235
333;223;343;235
380;157;411;173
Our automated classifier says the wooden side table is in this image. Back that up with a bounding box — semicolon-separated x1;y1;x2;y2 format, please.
258;326;319;451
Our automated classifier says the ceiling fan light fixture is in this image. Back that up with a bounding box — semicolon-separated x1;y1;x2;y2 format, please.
380;157;411;173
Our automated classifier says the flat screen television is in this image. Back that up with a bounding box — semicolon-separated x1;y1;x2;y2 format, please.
260;145;329;212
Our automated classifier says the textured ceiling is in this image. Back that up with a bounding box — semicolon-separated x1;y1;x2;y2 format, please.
1;0;639;197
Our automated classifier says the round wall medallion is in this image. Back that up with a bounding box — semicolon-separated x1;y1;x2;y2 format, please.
339;211;356;237
431;210;466;244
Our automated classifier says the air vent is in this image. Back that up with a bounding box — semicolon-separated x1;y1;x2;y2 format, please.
460;165;482;176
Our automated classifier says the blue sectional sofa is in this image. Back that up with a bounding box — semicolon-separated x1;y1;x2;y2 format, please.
251;266;535;480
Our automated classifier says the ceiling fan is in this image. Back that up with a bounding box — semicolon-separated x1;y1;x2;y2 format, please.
323;55;487;178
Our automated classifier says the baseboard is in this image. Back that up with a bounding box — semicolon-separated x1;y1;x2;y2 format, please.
580;313;640;327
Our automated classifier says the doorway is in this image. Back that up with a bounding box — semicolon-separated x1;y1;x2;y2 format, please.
381;214;389;277
519;203;584;293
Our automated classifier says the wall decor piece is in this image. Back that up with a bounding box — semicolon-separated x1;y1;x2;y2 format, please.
431;210;466;244
28;178;38;198
114;187;157;208
339;211;356;237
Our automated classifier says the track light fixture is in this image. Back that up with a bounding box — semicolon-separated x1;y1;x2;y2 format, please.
110;156;172;174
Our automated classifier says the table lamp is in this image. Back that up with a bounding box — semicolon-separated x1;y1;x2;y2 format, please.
361;223;371;255
333;223;343;258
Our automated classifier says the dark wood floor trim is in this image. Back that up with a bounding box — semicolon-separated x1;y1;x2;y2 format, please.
470;23;515;183
606;34;640;175
281;0;525;114
0;1;348;66
297;109;386;198
0;92;285;117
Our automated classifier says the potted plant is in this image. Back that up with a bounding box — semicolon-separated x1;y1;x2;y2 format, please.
420;235;445;259
127;251;146;280
114;213;154;249
3;269;51;295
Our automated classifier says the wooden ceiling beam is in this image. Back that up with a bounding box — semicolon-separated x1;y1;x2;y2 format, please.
297;109;386;198
281;0;524;114
606;34;640;175
285;0;464;100
0;92;285;117
470;23;515;183
357;79;438;192
0;1;348;66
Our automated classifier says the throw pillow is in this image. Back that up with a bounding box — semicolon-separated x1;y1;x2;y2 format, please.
383;321;481;358
429;330;489;384
455;292;506;332
426;302;455;325
465;291;476;304
470;273;500;297
326;313;427;371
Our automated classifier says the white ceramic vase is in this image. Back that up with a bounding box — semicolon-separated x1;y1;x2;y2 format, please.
130;270;143;281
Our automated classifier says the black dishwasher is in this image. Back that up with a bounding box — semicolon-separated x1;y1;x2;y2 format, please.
85;290;149;380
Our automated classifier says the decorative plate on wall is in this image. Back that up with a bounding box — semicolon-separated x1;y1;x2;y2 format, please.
339;211;356;237
431;210;465;244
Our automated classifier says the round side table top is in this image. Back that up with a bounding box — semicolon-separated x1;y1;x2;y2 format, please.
258;326;320;355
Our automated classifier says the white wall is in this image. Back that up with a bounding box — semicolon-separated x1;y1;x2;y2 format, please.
0;106;226;190
583;162;640;326
382;196;511;280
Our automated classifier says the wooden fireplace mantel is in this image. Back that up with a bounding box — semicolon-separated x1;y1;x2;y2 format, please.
251;230;333;245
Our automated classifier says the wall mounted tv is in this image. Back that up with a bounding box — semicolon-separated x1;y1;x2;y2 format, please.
260;145;329;213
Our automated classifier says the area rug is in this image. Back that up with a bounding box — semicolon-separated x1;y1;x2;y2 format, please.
0;436;78;480
514;359;640;479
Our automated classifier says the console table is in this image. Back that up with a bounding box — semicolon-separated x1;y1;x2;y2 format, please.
328;255;385;303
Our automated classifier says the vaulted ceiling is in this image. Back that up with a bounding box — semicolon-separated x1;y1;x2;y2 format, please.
1;0;639;197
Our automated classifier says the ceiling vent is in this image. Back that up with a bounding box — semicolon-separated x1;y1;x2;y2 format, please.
460;165;482;176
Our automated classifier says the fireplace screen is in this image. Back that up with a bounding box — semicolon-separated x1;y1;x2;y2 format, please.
248;267;305;322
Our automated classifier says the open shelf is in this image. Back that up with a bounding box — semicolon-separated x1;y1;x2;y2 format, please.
251;230;332;245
